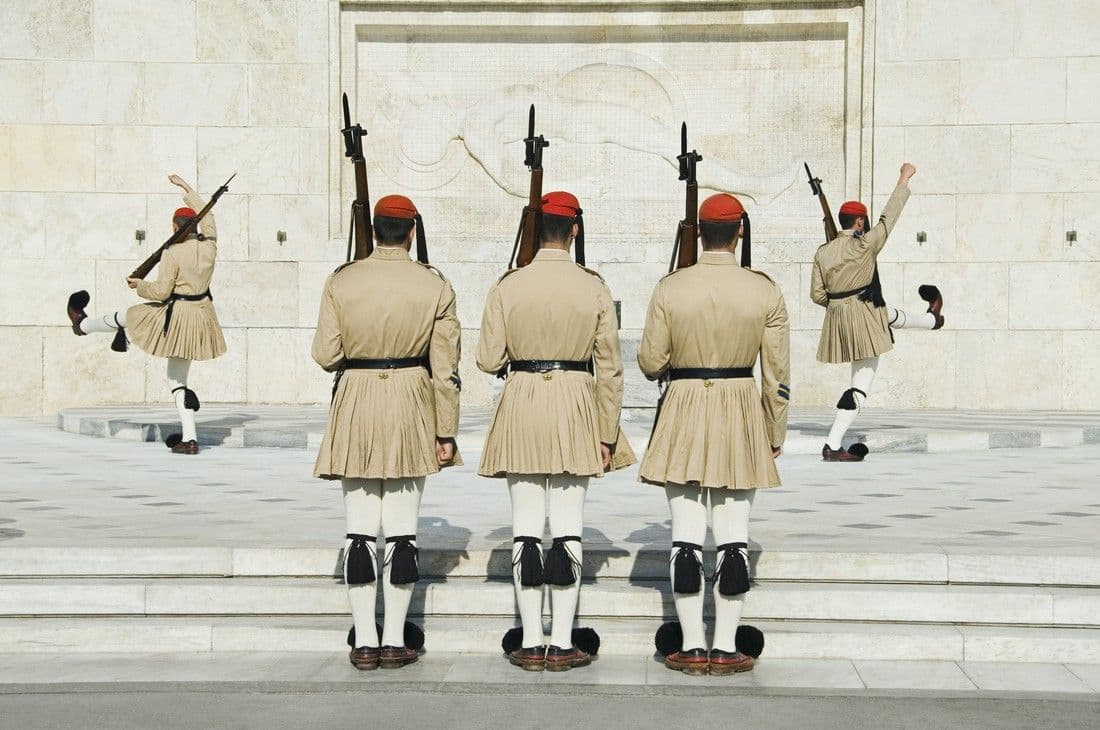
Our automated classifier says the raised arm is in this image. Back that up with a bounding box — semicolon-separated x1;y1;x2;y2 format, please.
169;174;216;241
760;284;791;451
311;275;344;372
862;163;915;254
429;279;462;439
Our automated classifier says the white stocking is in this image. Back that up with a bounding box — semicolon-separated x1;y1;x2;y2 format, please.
665;483;708;651
379;477;425;647
508;475;548;648
826;356;879;449
166;357;196;443
343;479;383;649
889;308;937;330
547;474;588;649
710;489;755;652
79;311;125;335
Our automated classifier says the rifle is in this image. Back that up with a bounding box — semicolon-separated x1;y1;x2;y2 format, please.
341;92;373;262
508;104;549;269
668;122;702;272
129;173;235;280
804;163;838;243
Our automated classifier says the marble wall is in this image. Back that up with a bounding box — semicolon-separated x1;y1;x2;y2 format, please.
0;0;1097;415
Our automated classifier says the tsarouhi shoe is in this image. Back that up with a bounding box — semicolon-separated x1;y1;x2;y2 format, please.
348;646;380;670
544;645;592;672
664;648;709;676
170;439;199;455
508;645;547;671
918;284;945;330
708;649;754;675
822;444;866;462
379;645;419;669
67;290;90;335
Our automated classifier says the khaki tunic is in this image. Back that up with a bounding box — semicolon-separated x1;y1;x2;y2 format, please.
476;248;637;478
812;183;910;364
312;246;462;480
638;251;790;490
127;190;226;361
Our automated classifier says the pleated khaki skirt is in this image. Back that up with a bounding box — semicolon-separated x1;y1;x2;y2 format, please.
479;371;636;478
126;299;227;362
639;378;780;491
315;367;462;480
816;297;894;364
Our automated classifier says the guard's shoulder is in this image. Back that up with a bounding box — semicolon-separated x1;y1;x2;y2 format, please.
416;261;448;282
745;267;775;284
494;267;522;285
332;259;361;275
658;266;690;284
576;264;605;282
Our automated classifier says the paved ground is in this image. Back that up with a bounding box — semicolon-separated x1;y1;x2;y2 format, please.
2;417;1098;553
1;686;1098;729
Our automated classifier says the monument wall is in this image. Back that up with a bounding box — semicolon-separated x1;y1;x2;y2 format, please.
0;0;1097;416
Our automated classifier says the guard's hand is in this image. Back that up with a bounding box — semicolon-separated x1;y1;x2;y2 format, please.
436;438;455;465
601;443;612;469
899;163;917;182
126;277;140;289
168;174;192;191
771;446;782;458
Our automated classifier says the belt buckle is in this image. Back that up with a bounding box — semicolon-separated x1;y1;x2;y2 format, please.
378;372;389;380
704;379;714;388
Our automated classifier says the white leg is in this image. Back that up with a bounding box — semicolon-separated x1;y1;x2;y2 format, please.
826;356;879;449
379;477;425;647
889;307;937;330
710;489;755;652
79;311;125;335
665;483;708;651
343;478;383;649
547;474;588;649
508;474;548;648
166;357;196;443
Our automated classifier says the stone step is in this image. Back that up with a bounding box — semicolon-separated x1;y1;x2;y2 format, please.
0;616;1097;664
1;578;1096;627
2;546;1096;587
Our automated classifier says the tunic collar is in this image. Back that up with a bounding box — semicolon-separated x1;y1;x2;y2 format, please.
533;248;572;262
699;250;737;265
372;245;411;261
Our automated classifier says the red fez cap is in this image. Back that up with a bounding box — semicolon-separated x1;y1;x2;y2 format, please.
698;193;745;222
173;207;197;219
839;201;868;217
541;191;581;218
374;194;418;220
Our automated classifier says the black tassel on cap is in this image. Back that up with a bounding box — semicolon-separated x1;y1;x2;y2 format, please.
671;541;703;594
385;535;419;585
414;213;428;264
740;213;751;268
513;536;544;587
544;536;581;586
714;542;751;596
573;210;585;266
344;533;377;585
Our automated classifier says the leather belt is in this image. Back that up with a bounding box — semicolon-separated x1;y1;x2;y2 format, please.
508;359;592;374
668;367;754;381
827;285;871;300
163;290;211;335
344;357;428;370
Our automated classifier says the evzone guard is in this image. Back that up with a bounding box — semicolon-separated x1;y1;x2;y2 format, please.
312;194;462;671
639;192;790;676
65;174;229;455
810;163;945;461
477;189;636;672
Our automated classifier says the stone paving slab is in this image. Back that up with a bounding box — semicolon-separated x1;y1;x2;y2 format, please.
56;405;1100;455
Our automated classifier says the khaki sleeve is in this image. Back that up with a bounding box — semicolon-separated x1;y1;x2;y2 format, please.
862;183;910;255
311;275;344;372
637;282;671;380
592;284;625;445
760;284;791;448
475;283;508;374
429;280;462;438
183;189;216;241
811;258;828;307
135;247;179;302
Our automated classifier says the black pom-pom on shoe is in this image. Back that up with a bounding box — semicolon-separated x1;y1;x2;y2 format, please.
654;621;683;657
165;433;183;449
502;627;523;655
571;627;600;656
736;625;765;659
404;622;425;651
847;442;870;460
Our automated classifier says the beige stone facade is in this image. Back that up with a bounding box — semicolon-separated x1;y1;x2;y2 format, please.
1;0;1097;414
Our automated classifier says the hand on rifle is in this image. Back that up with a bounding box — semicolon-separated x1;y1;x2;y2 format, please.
168;174;194;194
126;277;139;289
601;443;612;469
436;438;456;466
899;163;917;185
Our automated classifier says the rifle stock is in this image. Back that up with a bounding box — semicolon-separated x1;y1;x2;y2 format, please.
342;92;373;262
130;173;235;280
670;122;702;272
805;163;838;243
510;104;549;269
